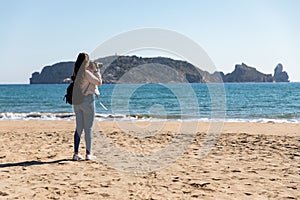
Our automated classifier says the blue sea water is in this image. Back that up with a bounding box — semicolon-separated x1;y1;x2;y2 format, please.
0;83;299;122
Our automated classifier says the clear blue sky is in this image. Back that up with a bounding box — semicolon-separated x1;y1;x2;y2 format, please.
1;0;299;83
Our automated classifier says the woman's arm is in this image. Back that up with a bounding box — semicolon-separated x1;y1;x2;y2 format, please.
85;70;102;86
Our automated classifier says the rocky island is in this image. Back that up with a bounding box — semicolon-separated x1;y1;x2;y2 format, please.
29;55;289;84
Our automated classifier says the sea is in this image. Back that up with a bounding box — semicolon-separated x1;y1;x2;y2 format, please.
0;83;299;123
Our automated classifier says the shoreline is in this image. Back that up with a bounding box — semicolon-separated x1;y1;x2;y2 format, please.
1;112;300;124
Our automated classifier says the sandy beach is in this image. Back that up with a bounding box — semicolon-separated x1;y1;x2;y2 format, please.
0;120;299;199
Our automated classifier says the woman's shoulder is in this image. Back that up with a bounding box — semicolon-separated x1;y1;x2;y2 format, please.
85;69;93;75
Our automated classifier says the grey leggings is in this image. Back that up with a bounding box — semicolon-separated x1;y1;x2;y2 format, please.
73;94;95;154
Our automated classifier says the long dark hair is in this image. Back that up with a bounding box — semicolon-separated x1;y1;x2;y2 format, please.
72;53;89;81
72;53;89;102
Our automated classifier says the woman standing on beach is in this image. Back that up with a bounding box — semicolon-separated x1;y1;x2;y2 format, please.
72;53;102;161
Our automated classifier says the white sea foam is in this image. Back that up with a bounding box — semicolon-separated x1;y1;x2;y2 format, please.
0;112;76;121
0;112;140;121
0;112;299;123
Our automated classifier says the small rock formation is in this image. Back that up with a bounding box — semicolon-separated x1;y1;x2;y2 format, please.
222;63;274;82
273;63;289;82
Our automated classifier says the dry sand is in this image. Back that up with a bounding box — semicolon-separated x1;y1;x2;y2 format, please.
0;120;299;199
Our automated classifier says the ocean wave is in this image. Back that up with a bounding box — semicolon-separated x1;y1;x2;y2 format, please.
0;112;149;121
0;112;300;123
0;112;76;120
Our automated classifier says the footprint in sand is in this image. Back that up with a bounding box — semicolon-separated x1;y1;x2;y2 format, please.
0;191;9;196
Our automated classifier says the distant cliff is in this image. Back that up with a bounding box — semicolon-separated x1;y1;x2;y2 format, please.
30;56;289;84
94;56;222;84
30;61;74;84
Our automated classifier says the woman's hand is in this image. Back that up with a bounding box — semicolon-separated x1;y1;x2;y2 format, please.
95;71;102;86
